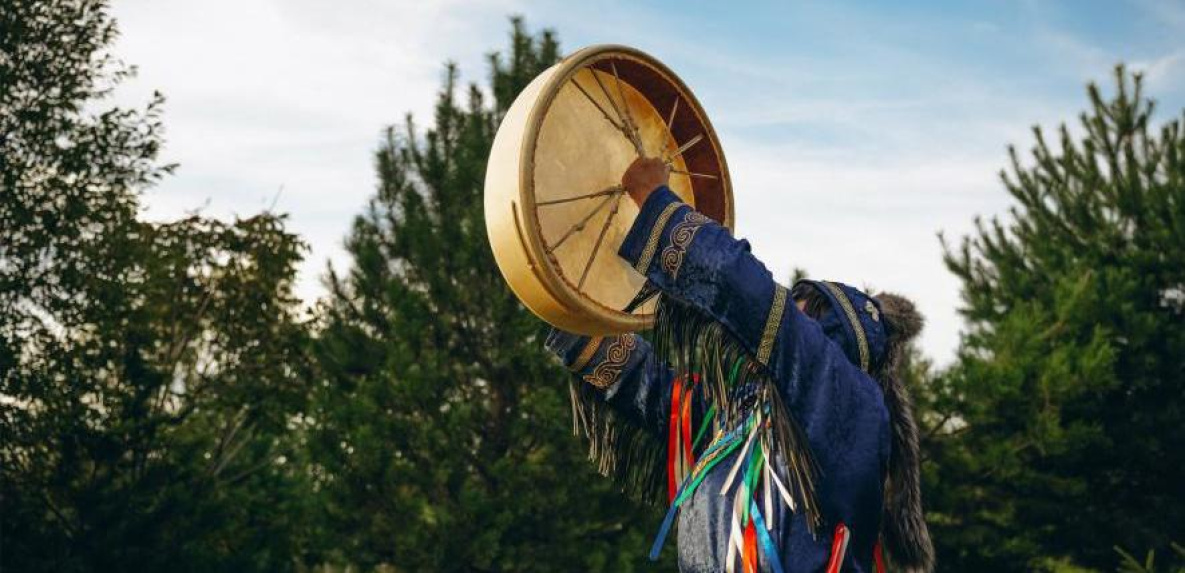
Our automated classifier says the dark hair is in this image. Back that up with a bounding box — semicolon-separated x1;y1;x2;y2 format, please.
790;281;830;320
867;292;934;573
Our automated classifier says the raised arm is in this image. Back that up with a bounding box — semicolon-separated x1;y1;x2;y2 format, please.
616;175;887;436
618;183;791;375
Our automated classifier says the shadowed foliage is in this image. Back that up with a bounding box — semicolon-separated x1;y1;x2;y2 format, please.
306;18;673;572
927;67;1185;571
2;1;317;571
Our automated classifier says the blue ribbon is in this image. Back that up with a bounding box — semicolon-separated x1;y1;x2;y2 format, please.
750;500;786;573
649;417;760;561
649;496;682;560
650;427;747;560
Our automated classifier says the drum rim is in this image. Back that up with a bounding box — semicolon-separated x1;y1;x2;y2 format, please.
515;44;734;333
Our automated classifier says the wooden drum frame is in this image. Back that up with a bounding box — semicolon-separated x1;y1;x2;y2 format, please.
484;44;734;335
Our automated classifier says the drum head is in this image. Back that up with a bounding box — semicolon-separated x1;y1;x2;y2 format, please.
485;45;733;335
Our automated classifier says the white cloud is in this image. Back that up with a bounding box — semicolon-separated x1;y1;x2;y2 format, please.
1133;50;1185;92
107;0;1184;365
720;136;1007;363
111;0;522;304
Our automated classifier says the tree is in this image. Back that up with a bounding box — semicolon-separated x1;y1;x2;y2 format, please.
1;1;317;570
308;19;671;572
933;67;1185;571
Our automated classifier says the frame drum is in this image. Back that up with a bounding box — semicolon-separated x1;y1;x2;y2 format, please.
485;44;733;335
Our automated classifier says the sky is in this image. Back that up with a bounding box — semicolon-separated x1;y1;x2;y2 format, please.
109;0;1185;364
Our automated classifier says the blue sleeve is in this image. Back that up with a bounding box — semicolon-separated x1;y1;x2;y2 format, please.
617;185;800;384
617;187;890;472
545;328;678;433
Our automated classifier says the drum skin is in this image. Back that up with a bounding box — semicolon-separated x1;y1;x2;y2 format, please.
485;44;733;335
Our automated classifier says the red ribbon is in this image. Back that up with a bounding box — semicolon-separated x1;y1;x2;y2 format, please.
825;522;850;573
668;378;683;503
681;375;695;466
743;518;758;573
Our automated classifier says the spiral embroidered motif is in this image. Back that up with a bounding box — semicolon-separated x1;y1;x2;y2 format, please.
635;202;683;274
583;334;637;388
661;211;710;278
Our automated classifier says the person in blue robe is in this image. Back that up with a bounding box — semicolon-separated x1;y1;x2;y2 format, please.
545;157;934;572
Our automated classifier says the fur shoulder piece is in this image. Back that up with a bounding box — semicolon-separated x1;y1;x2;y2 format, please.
877;292;924;342
871;291;935;573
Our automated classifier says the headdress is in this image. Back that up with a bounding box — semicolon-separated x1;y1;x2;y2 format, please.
792;280;888;373
795;280;935;573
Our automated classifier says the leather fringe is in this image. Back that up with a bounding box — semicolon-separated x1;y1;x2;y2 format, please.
650;294;823;533
568;377;666;504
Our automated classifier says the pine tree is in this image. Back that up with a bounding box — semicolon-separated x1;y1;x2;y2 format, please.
309;19;670;571
1;2;317;570
934;67;1185;571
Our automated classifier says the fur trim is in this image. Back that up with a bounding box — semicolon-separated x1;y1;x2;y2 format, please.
877;293;924;342
871;292;935;573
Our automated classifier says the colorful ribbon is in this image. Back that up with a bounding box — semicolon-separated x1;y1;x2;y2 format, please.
825;522;851;573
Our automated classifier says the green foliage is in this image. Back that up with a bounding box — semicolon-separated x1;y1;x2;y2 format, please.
1;1;316;571
931;67;1185;571
1115;542;1185;573
306;18;669;572
6;1;1182;571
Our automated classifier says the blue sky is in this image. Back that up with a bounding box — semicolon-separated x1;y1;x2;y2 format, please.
111;0;1185;363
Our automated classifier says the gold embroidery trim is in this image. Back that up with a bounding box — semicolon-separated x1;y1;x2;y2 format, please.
583;334;637;389
757;284;788;365
634;202;683;274
661;211;710;278
569;336;604;372
822;281;870;372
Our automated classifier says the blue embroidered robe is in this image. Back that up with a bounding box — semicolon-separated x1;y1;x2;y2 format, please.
546;186;892;572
